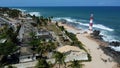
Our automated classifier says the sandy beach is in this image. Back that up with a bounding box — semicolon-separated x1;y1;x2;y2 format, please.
59;23;117;68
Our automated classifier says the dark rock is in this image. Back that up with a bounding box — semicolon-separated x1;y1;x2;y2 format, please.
91;30;103;40
109;41;120;47
59;19;67;24
100;46;120;63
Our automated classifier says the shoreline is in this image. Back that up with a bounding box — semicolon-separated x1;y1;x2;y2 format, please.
58;22;117;68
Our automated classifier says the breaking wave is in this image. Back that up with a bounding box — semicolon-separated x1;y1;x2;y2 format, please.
53;17;117;43
12;8;26;12
109;46;120;52
53;17;114;31
29;12;41;16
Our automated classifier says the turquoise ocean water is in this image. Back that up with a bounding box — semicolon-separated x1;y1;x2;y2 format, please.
15;7;120;42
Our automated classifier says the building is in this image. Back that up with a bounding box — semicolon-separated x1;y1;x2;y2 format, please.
57;45;88;62
36;29;54;42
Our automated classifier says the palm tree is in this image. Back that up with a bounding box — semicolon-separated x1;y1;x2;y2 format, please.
53;51;66;68
29;32;36;39
35;59;51;68
36;41;46;58
68;60;83;68
0;41;17;56
46;41;56;52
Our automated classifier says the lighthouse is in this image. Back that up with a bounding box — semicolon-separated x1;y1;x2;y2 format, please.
89;14;93;31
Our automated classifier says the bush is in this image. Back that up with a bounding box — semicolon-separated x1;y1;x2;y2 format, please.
87;53;92;61
65;32;77;41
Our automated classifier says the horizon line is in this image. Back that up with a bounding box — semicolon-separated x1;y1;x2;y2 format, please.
0;5;120;8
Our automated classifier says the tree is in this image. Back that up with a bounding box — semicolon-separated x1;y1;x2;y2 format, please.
47;41;56;52
29;39;41;52
68;60;83;68
8;9;21;18
53;51;66;68
29;32;36;39
36;17;42;26
55;22;58;26
59;26;65;31
36;41;46;58
48;16;53;23
35;59;51;68
6;27;19;44
0;41;17;56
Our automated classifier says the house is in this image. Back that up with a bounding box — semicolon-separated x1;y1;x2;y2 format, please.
36;29;54;42
3;13;8;17
19;46;36;63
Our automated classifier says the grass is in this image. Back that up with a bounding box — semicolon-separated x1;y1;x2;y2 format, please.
46;24;61;35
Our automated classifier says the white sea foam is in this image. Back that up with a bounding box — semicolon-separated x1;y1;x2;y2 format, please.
54;17;114;32
17;9;26;12
100;31;119;42
109;46;120;52
78;22;114;31
63;18;76;22
13;8;26;12
94;24;114;31
29;12;41;16
54;17;116;41
53;17;71;21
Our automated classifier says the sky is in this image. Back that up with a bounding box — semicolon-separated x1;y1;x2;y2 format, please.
0;0;120;7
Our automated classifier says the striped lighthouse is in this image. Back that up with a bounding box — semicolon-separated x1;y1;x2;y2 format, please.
89;14;93;31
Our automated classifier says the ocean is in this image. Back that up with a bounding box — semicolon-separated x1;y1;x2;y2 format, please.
14;7;120;51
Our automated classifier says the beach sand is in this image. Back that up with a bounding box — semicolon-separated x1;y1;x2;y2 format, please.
59;23;117;68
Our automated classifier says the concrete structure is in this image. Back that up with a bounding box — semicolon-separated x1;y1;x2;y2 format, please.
57;45;88;62
36;29;54;42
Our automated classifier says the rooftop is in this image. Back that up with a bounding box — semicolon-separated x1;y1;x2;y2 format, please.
57;45;85;53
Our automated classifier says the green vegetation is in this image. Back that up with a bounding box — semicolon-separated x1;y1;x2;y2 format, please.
57;25;92;62
35;59;51;68
0;7;92;68
87;53;92;61
53;51;66;68
0;24;20;57
65;31;87;51
46;23;61;35
68;60;83;68
0;7;21;18
65;31;77;41
66;31;92;62
0;41;17;56
59;26;65;31
6;26;20;44
31;15;53;27
7;65;17;68
8;9;21;18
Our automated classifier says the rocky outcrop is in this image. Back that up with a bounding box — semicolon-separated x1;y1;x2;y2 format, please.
109;41;120;47
91;30;103;40
100;46;120;63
